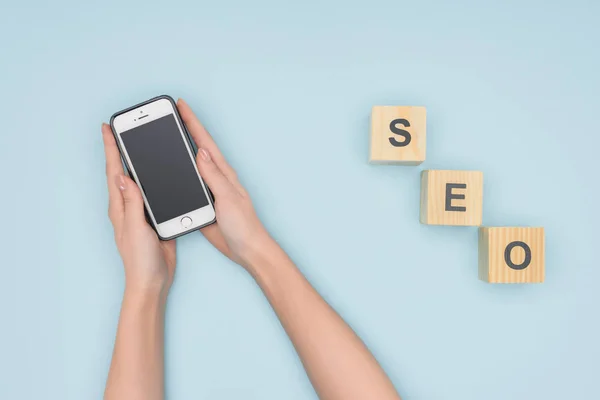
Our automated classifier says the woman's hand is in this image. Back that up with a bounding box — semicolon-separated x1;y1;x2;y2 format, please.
177;99;273;269
176;99;402;400
101;124;176;297
102;125;175;400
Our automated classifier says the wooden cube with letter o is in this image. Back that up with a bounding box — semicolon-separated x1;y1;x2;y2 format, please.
478;227;545;283
420;170;483;226
369;106;426;165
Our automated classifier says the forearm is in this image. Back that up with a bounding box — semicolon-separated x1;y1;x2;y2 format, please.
104;289;167;400
248;241;401;400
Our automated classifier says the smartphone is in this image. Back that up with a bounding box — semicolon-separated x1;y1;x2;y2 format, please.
110;95;216;240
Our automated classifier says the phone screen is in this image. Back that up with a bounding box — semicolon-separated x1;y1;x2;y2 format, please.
120;113;209;224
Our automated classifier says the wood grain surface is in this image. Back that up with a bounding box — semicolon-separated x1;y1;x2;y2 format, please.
479;227;545;283
369;106;426;165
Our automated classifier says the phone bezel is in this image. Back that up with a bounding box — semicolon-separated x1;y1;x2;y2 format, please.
110;95;216;240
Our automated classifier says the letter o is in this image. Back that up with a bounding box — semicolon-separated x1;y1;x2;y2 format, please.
504;241;532;270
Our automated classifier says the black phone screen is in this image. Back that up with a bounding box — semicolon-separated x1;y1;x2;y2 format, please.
120;114;209;224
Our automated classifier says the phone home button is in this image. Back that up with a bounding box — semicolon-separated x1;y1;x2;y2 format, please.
181;216;193;228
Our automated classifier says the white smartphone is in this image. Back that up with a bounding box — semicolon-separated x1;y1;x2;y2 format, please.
110;95;216;240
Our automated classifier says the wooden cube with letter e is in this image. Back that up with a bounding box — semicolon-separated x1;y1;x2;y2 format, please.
420;170;483;226
369;106;426;165
478;227;545;283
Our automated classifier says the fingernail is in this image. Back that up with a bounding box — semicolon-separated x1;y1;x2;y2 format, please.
115;175;126;191
199;148;211;161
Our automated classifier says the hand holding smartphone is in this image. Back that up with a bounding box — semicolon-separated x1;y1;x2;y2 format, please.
110;95;216;240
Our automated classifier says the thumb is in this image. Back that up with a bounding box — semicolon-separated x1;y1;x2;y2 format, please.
196;148;234;199
116;175;146;225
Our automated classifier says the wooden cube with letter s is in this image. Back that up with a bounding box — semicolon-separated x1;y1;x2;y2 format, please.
420;170;483;226
479;227;545;283
369;106;426;165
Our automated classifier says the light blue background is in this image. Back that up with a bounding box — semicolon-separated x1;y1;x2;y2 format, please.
1;0;598;399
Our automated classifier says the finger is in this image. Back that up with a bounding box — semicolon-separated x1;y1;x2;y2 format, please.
200;224;232;259
177;98;238;184
102;123;125;177
102;123;125;224
116;174;147;226
196;148;236;199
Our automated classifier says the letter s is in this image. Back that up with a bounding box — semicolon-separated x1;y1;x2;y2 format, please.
388;118;411;147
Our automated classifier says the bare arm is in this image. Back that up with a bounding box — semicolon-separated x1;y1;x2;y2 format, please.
104;291;167;400
101;124;177;400
178;99;401;400
248;242;400;400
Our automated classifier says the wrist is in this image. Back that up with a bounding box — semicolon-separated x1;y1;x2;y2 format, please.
119;287;166;330
241;236;288;279
123;284;169;308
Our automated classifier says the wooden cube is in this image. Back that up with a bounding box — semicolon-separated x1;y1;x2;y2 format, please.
420;170;483;226
479;227;545;283
369;106;426;165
